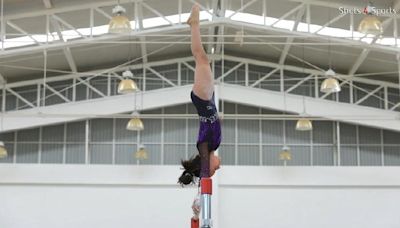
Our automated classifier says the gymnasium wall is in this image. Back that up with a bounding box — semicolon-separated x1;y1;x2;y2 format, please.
1;103;400;167
0;165;399;228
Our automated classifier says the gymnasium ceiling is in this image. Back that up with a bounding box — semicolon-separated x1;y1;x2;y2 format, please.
0;0;400;84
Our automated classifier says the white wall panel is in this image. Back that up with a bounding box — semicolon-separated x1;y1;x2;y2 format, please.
0;166;399;228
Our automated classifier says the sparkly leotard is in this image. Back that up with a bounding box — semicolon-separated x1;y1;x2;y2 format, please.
191;91;222;177
191;91;221;151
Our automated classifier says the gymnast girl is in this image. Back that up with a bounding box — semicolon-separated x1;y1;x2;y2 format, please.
178;4;221;186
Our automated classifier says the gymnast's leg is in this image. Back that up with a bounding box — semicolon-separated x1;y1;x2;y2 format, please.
188;4;214;101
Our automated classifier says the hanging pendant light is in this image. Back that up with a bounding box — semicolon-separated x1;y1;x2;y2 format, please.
320;68;341;93
108;5;131;34
0;141;7;158
280;92;291;161
358;3;383;35
126;111;144;131
296;96;313;131
279;146;291;161
321;7;341;95
135;144;148;160
118;70;138;94
358;16;383;35
296;118;313;131
0;99;6;158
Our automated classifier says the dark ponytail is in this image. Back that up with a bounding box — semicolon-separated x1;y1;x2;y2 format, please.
178;155;201;186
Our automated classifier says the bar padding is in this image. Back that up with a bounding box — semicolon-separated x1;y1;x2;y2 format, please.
200;178;212;194
191;218;199;228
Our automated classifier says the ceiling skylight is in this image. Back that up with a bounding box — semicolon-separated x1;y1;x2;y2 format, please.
1;9;398;50
297;22;322;33
227;10;274;25
376;37;400;46
318;27;353;38
360;37;374;44
77;24;111;36
143;11;211;28
30;34;58;43
143;17;170;28
60;30;81;41
274;19;295;30
4;36;36;49
225;10;400;46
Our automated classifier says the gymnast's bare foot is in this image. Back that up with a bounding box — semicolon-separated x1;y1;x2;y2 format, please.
187;4;200;26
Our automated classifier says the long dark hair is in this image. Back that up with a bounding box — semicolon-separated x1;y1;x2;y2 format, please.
178;155;201;186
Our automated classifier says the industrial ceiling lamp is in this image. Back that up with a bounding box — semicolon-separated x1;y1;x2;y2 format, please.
358;2;383;35
108;3;131;34
320;68;341;93
125;63;144;131
321;6;341;94
0;141;7;159
118;70;138;94
279;92;291;161
296;40;313;131
135;144;148;160
296;118;313;131
296;97;313;131
279;146;291;161
0;87;7;158
126;111;144;131
321;77;341;93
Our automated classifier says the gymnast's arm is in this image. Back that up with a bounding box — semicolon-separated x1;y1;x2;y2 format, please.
197;142;210;178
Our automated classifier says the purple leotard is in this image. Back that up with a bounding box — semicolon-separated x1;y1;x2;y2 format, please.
191;91;222;152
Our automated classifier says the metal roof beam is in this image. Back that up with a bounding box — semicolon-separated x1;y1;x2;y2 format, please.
3;84;400;132
0;22;192;59
222;84;400;131
279;5;305;65
227;0;258;19
221;19;400;55
136;2;148;63
3;0;398;22
206;0;220;54
312;13;347;34
1;19;400;60
3;54;400;91
6;21;41;45
1;85;192;132
271;3;305;27
94;7;112;20
51;18;78;72
43;0;52;9
4;0;142;20
250;68;280;88
51;14;87;39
